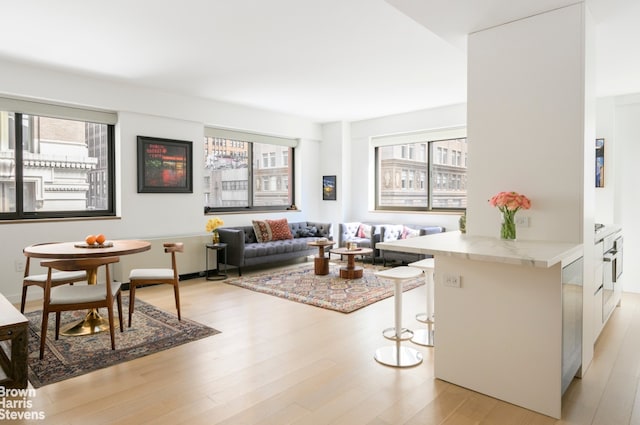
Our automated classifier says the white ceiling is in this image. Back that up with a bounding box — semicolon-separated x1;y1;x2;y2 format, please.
0;0;638;123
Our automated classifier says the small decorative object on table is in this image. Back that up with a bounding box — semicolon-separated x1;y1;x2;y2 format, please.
489;191;531;240
206;216;224;244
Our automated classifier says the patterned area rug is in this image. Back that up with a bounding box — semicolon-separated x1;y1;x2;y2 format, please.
225;262;424;313
23;297;220;388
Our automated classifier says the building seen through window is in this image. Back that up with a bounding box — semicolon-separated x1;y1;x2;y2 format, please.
0;110;114;218
204;136;293;211
376;137;467;210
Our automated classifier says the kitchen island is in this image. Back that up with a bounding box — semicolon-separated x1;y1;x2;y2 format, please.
377;231;583;419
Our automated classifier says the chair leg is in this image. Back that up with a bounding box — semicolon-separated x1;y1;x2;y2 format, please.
128;283;136;327
117;292;124;332
39;310;49;360
107;303;116;350
55;312;61;340
174;284;181;321
20;286;28;314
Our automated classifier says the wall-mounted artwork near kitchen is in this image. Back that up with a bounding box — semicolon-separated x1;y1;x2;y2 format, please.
596;138;605;188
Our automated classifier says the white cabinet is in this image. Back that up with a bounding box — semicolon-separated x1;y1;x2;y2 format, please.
594;240;604;341
593;226;623;342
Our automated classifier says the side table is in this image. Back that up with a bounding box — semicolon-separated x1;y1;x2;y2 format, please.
307;240;336;275
0;294;28;389
205;243;228;281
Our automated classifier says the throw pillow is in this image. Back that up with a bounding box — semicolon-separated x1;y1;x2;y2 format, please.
252;220;273;243
384;224;404;241
296;226;318;237
266;218;293;240
357;224;372;239
402;226;421;239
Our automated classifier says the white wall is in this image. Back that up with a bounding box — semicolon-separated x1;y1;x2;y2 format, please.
466;4;592;244
117;112;205;236
0;61;320;140
590;94;640;293
614;94;640;293
316;122;350;235
0;60;323;302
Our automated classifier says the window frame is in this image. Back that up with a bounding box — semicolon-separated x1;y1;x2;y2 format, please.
203;128;297;214
0;107;116;221
373;127;467;213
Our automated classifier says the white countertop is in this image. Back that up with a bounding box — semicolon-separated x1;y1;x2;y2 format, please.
376;231;583;268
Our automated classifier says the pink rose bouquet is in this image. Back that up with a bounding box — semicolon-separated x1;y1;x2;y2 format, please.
489;191;531;239
489;191;531;212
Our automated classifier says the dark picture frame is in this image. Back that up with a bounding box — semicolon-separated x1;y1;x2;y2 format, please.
596;138;605;188
323;175;336;200
137;136;193;193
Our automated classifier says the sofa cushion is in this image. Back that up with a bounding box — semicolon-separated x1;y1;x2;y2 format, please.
402;226;421;239
267;218;293;241
357;224;372;239
252;220;273;242
296;226;318;237
244;238;310;259
383;224;405;241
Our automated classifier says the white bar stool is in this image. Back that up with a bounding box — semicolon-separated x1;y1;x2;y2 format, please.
408;258;435;347
374;266;424;368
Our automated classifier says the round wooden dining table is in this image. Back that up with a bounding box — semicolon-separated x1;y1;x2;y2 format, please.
23;239;151;336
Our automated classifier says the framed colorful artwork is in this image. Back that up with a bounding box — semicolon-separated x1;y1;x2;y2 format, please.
137;136;193;193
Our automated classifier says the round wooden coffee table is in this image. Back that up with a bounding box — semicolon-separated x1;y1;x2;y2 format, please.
330;247;373;279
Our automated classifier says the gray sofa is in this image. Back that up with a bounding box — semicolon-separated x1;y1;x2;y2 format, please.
338;222;446;265
218;221;332;275
379;224;446;266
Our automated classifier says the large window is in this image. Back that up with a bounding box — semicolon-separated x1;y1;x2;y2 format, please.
374;128;467;211
204;128;296;212
0;98;116;219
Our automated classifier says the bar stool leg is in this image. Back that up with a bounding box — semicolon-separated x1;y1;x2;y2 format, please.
412;268;435;347
374;279;423;368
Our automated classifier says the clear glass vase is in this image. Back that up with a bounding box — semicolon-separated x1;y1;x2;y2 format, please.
501;211;516;240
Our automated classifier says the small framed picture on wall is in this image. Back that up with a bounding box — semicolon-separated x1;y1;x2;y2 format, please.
596;138;605;188
323;175;336;200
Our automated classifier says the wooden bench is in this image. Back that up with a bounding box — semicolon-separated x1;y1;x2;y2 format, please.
0;294;28;388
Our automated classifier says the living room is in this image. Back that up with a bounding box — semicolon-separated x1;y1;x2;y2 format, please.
2;0;640;423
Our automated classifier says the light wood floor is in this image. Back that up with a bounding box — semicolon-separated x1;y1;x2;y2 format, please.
17;260;640;424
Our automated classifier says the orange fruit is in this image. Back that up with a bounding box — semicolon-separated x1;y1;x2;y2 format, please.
85;234;97;245
95;234;106;245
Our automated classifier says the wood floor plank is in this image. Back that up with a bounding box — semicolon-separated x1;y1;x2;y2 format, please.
16;266;640;425
591;297;640;425
401;382;476;425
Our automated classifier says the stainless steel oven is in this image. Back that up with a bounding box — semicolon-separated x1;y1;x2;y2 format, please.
603;233;623;321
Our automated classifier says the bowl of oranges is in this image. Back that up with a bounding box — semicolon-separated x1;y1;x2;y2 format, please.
75;233;113;248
